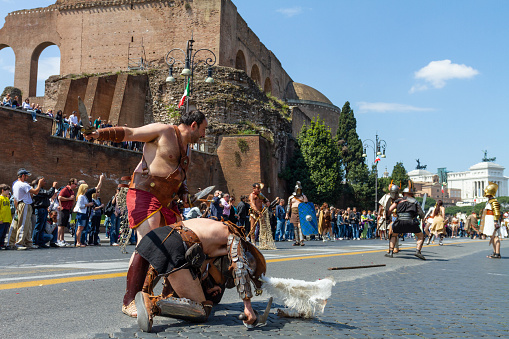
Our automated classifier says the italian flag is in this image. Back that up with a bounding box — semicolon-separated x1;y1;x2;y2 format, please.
178;79;190;108
375;156;381;163
441;184;444;193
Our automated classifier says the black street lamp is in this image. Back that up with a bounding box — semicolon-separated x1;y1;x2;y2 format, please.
362;133;387;213
165;35;216;112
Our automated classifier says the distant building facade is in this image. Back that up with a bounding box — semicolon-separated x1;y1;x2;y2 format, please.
447;162;508;204
408;169;461;205
409;162;509;206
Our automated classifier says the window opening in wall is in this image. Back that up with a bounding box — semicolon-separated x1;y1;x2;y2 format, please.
32;44;61;97
0;46;15;99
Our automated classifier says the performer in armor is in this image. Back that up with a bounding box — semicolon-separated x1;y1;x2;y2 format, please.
85;110;208;317
482;182;507;258
248;183;269;244
385;181;426;260
131;218;266;332
286;181;308;246
377;182;399;241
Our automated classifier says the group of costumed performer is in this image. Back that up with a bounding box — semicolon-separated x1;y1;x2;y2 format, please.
85;118;334;331
384;180;427;260
84;110;208;318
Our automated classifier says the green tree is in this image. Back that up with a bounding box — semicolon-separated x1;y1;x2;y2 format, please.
390;162;409;189
415;196;436;211
280;117;343;204
336;101;371;208
336;101;366;180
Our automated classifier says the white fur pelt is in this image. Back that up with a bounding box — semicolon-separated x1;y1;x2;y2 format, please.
260;276;335;318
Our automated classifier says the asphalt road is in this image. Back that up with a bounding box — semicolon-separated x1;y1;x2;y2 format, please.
1;237;507;338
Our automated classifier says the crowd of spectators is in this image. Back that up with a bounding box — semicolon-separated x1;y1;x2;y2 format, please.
1;93;142;151
1;167;503;251
0;168;135;250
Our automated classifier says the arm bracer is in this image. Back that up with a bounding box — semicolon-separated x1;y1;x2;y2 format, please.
228;234;253;300
490;199;501;221
96;127;125;143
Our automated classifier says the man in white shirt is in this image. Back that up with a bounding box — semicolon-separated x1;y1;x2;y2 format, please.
8;168;42;250
69;111;79;139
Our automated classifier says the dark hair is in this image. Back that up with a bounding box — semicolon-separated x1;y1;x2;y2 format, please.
179;110;206;126
433;200;443;217
0;184;10;191
68;178;77;185
57;110;62;115
253;183;260;188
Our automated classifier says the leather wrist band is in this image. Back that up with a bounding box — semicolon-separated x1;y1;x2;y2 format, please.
97;127;125;143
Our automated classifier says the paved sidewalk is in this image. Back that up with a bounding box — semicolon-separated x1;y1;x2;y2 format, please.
87;248;509;338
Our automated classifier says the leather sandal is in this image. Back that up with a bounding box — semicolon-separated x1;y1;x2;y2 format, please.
122;299;137;318
136;292;158;332
487;253;501;259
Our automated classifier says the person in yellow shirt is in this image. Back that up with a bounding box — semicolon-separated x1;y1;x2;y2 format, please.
0;184;12;249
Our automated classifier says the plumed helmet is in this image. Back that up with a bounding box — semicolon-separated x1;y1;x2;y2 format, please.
484;181;498;197
402;180;415;195
389;184;400;199
294;181;303;195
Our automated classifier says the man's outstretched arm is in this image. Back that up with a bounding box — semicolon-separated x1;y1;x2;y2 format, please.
85;123;169;143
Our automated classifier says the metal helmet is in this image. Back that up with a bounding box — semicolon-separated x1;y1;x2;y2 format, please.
484;181;498;197
389;184;400;199
294;181;303;195
402;180;415;195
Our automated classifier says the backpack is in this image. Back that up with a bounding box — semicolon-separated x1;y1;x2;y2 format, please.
104;197;115;217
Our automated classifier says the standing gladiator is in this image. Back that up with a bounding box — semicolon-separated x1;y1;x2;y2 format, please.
385;181;426;260
248;183;269;244
85;110;208;317
286;181;308;246
481;182;507;259
377;182;400;241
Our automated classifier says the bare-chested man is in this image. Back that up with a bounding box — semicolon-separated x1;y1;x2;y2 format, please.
248;183;269;243
286;181;308;246
133;218;265;332
85;110;207;317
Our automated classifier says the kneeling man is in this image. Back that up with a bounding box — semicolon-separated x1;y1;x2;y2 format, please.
133;218;266;332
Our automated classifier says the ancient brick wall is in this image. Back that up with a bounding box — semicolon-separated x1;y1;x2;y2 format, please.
0;107;141;199
0;106;228;199
0;0;292;106
215;135;287;202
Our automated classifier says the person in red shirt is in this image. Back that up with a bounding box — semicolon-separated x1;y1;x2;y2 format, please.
57;178;77;247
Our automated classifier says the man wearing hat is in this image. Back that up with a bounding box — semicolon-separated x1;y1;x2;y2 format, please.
8;169;43;250
386;180;426;260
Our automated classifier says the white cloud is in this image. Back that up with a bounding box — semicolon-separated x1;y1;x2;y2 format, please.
411;59;479;92
276;7;303;17
37;56;60;81
2;65;14;73
357;102;434;114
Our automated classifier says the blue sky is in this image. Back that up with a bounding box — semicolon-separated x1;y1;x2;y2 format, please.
1;0;508;177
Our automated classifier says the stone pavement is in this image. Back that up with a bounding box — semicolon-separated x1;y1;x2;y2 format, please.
86;248;509;338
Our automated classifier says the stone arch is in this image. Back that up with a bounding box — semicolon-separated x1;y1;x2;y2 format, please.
235;50;246;72
29;41;60;97
263;77;271;94
251;64;261;86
